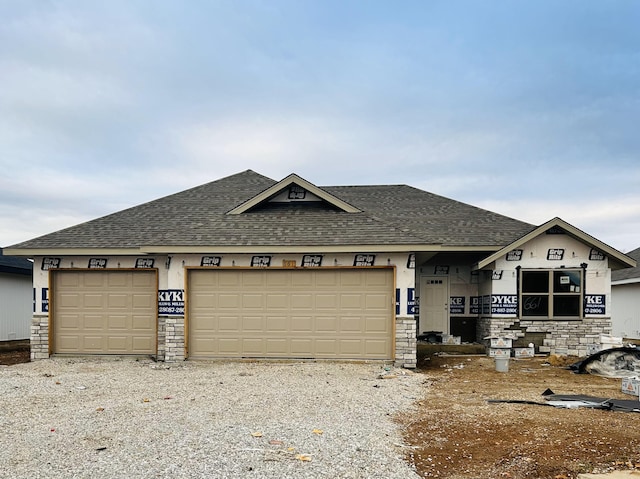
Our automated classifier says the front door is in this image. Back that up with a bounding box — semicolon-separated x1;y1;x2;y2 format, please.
419;276;449;334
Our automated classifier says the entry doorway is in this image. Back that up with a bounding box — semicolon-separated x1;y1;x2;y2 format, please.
419;276;449;334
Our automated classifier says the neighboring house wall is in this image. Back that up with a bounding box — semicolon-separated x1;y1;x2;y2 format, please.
611;246;640;340
0;272;32;341
611;283;640;339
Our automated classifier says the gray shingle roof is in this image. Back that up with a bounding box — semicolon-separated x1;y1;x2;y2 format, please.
612;247;640;282
0;248;33;274
8;170;535;250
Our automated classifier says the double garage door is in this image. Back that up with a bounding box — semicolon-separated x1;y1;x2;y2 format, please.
188;268;394;360
51;268;394;360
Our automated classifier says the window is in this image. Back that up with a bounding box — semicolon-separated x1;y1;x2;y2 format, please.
520;269;582;318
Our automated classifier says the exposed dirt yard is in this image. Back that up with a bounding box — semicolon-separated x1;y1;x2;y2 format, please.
0;347;29;366
3;347;640;478
401;352;640;479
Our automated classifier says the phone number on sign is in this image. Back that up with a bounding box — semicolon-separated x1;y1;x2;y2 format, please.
159;305;184;314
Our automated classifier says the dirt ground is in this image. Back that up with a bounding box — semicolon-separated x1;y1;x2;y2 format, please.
401;353;640;479
2;348;639;478
0;347;29;366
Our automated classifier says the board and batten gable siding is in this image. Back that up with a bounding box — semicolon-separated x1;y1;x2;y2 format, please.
0;272;32;341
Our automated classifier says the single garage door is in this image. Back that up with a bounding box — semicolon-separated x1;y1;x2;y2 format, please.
52;270;157;354
188;268;394;360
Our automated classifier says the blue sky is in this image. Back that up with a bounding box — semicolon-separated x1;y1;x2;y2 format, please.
1;1;639;252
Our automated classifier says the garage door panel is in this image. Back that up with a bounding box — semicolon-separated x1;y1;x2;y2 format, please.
218;294;240;309
291;294;313;308
266;316;287;331
56;335;80;352
243;273;265;287
218;338;240;354
242;316;263;331
218;316;240;331
188;269;393;360
107;294;129;309
365;294;388;309
57;313;80;329
365;317;388;333
291;339;313;355
53;271;156;355
316;271;339;287
83;314;105;330
83;274;105;288
85;294;107;308
340;271;362;286
316;339;337;355
365;340;388;355
218;272;241;287
107;336;128;351
315;316;337;332
265;339;287;354
132;315;155;331
107;273;128;287
340;316;363;332
82;336;105;351
58;274;80;288
242;338;263;354
192;315;216;331
242;294;263;308
316;294;337;309
106;315;128;330
340;294;362;309
59;293;81;308
291;316;313;332
132;336;155;352
267;271;289;286
266;294;288;309
339;340;362;355
192;293;216;309
294;271;314;286
133;294;154;309
133;272;156;287
191;337;216;355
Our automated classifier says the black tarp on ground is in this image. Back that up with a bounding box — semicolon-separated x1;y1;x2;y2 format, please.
489;389;640;413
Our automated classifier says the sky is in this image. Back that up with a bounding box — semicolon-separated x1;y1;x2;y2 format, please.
1;1;639;253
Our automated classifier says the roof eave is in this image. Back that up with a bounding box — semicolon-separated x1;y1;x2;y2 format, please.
139;244;503;254
2;247;145;257
473;217;636;271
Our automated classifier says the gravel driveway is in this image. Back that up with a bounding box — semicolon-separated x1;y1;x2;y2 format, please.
0;359;424;479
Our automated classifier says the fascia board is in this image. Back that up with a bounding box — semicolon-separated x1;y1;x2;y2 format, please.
140;244;502;254
2;248;144;257
474;217;636;270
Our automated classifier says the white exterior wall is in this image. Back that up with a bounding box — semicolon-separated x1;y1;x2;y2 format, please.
0;273;32;341
32;252;417;316
490;233;610;318
611;282;640;339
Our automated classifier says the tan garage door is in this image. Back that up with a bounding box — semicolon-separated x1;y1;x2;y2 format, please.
52;270;157;354
188;268;394;360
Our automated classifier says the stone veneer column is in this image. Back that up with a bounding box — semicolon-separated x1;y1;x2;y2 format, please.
163;316;185;362
395;316;417;369
30;315;50;360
